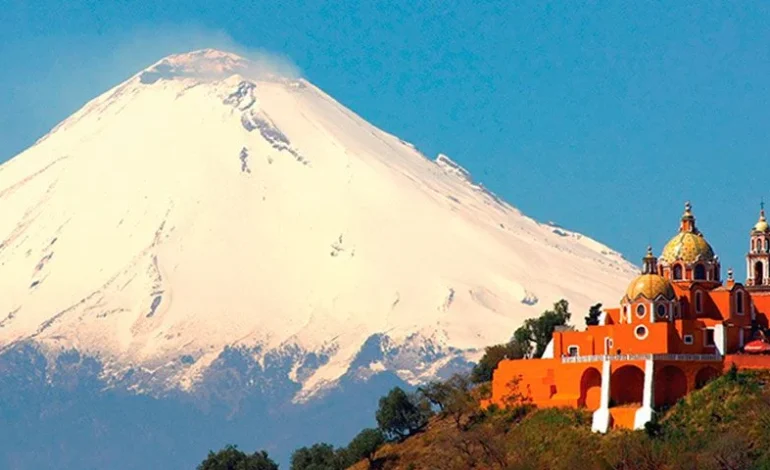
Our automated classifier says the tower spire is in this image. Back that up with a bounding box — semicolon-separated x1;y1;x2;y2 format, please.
680;201;697;233
642;245;658;274
753;200;769;234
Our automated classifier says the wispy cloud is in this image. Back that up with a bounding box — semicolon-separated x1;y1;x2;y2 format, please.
109;24;301;79
0;24;300;161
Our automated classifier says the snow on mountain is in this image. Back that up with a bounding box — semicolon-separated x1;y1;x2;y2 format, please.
0;49;637;401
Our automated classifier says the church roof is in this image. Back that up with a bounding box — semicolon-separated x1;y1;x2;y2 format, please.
624;273;675;301
660;232;715;265
659;202;715;265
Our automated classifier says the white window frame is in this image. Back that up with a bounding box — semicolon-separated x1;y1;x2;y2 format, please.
567;345;579;357
634;325;649;340
636;303;646;319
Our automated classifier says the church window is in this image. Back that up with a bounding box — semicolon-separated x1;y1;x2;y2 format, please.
736;291;744;315
755;261;764;286
673;264;683;280
567;346;579;357
656;304;667;318
684;335;694;345
635;325;649;340
695;291;703;314
704;328;715;346
694;264;706;280
765;239;769;253
636;304;646;318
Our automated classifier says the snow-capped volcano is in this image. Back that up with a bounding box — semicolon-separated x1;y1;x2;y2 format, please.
0;49;636;400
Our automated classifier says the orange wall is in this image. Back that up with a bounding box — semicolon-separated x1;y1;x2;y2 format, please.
557;322;671;356
724;354;770;370
491;358;598;410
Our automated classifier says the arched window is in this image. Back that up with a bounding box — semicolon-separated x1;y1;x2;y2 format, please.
673;264;683;280
755;261;764;286
694;291;703;314
765;239;769;253
694;264;706;280
656;304;667;318
736;291;744;314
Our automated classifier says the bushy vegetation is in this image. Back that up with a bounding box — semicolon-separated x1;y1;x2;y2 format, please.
470;342;527;383
345;429;385;465
287;428;386;470
585;302;603;327
513;299;572;358
197;445;279;470
376;387;432;440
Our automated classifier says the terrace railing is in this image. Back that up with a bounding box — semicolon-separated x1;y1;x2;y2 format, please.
561;353;722;363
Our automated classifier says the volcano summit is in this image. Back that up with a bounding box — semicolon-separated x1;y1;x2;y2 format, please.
0;49;635;467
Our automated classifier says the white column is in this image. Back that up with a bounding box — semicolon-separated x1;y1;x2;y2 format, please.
714;325;725;356
592;359;611;433
634;359;655;429
747;257;752;284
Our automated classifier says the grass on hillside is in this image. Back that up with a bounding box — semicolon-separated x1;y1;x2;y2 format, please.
349;369;770;470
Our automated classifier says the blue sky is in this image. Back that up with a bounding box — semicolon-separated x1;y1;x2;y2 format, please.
3;1;770;275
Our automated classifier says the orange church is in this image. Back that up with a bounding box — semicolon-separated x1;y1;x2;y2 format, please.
488;202;770;431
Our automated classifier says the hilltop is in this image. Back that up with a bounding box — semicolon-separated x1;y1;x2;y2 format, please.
346;369;770;469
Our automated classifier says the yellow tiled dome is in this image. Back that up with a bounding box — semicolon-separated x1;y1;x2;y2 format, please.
658;201;715;265
753;207;769;233
659;232;715;265
624;274;675;301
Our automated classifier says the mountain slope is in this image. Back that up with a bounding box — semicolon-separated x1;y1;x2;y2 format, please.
0;49;635;401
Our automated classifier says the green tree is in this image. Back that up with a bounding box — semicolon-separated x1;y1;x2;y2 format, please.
345;428;385;465
470;341;526;384
514;299;572;358
584;302;603;327
418;380;452;411
376;387;432;441
442;373;478;430
290;442;344;470
198;445;278;470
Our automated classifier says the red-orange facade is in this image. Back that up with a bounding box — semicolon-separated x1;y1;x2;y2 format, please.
488;202;770;431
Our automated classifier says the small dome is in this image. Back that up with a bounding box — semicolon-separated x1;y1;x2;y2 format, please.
753;205;769;233
660;232;715;265
624;274;676;301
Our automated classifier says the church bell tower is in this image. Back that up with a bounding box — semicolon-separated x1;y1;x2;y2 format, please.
747;203;770;288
